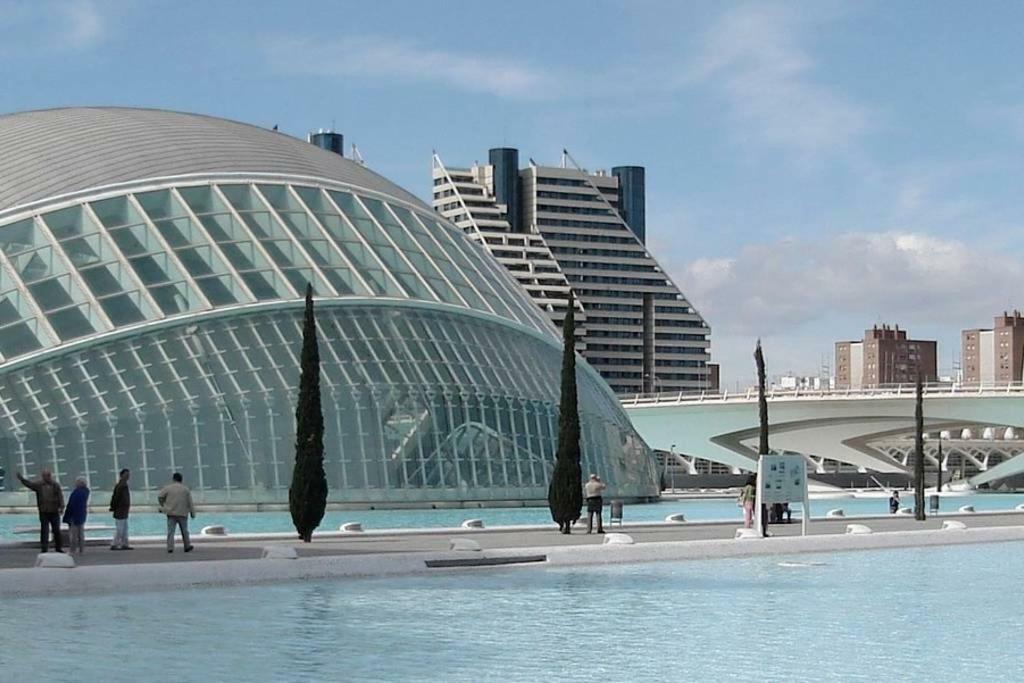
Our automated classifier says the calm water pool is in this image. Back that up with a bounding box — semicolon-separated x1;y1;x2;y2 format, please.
1;492;1021;540
2;542;1022;682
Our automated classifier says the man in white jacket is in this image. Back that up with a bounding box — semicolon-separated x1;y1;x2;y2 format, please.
158;472;196;553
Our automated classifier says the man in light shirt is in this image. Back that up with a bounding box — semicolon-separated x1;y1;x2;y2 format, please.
584;474;607;534
158;472;196;553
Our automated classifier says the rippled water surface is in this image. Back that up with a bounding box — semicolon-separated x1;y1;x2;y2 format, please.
3;542;1023;682
2;492;1021;539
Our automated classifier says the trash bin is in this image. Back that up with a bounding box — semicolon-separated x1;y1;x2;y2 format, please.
929;494;940;513
610;500;624;526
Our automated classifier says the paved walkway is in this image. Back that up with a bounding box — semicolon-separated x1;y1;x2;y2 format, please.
3;512;1022;571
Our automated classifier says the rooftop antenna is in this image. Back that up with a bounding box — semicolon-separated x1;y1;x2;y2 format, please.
351;143;364;165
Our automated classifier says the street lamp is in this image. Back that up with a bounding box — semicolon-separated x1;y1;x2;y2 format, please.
670;443;677;492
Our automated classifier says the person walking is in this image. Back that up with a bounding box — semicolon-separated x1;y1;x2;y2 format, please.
739;475;756;529
17;469;64;552
158;473;195;553
109;469;132;550
63;478;90;555
584;474;607;534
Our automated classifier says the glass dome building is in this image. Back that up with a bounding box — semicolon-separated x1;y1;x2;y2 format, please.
0;108;657;507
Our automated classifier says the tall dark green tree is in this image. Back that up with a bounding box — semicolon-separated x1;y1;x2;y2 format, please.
754;339;769;537
548;292;583;534
290;284;328;542
913;374;926;521
754;339;769;456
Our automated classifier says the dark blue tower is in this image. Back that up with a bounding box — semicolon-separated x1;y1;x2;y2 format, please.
612;165;646;243
489;147;521;233
308;130;344;157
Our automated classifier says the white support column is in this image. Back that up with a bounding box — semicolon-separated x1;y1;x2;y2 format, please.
754;455;764;537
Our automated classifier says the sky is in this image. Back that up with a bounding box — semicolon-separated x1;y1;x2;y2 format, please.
3;0;1024;389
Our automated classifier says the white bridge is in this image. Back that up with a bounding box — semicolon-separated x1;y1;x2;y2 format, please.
621;384;1024;487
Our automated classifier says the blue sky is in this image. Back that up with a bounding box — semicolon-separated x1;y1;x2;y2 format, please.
4;1;1024;388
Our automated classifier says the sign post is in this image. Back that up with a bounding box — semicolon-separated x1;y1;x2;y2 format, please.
755;453;809;536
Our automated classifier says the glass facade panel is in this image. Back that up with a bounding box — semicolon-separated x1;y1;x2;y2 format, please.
46;304;97;340
98;292;148;326
0;217;44;255
0;318;44;357
42;205;90;241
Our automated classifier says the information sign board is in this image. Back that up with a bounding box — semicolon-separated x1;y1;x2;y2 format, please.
759;454;806;504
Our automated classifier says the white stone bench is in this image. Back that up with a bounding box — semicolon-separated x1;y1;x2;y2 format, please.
35;552;75;568
845;524;873;535
603;533;634;545
460;519;484;529
261;546;298;560
449;538;482;552
942;520;968;531
826;509;845;518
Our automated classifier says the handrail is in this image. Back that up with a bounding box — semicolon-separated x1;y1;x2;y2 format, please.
621;382;1024;408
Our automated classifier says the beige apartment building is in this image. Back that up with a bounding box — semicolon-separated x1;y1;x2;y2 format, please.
835;324;937;389
962;311;1024;386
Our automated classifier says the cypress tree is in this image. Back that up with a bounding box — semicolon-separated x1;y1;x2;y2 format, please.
548;292;583;534
290;284;328;542
914;374;926;521
754;339;769;456
754;339;769;537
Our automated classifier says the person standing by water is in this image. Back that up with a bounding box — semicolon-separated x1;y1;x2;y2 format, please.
63;478;90;555
17;469;64;552
158;472;195;553
739;475;756;529
889;490;901;514
109;469;132;550
584;474;607;534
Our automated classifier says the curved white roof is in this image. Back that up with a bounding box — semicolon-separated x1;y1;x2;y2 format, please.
0;107;423;214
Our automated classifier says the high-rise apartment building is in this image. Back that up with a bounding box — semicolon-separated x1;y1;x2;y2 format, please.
962;311;1024;386
432;148;710;395
835;324;937;389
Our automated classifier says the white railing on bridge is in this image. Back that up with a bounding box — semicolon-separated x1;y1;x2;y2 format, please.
621;382;1024;408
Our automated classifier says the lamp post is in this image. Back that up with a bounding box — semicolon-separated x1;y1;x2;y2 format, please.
670;443;677;492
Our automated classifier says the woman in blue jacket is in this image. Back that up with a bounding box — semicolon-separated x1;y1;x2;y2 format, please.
63;478;90;555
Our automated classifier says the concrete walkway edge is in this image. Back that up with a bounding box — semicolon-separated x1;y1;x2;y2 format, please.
3;525;1023;599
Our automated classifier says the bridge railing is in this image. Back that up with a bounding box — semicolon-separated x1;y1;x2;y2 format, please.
621;381;1024;407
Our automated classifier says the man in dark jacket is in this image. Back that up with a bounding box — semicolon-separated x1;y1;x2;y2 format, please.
109;468;132;550
63;478;90;554
17;469;64;552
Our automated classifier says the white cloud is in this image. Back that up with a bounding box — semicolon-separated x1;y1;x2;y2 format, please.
680;231;1020;336
62;0;104;49
0;0;105;53
676;231;1024;386
265;35;557;100
683;4;870;159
